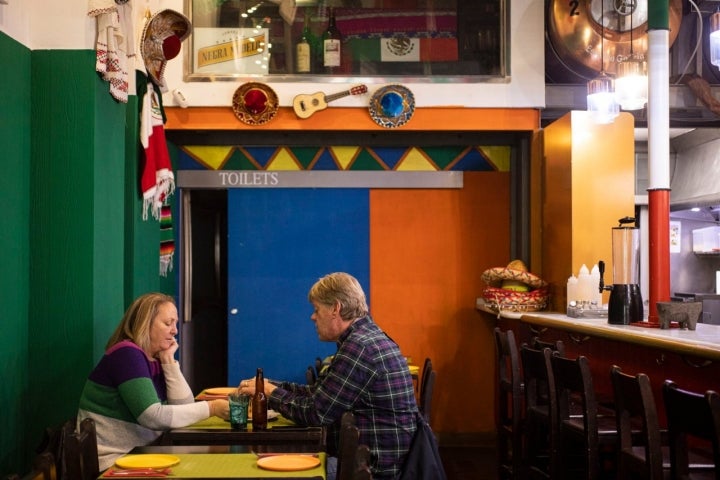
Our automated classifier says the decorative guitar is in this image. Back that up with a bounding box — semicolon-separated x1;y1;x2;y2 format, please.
293;84;368;119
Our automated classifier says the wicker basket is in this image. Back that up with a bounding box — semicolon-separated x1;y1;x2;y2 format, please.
482;286;549;313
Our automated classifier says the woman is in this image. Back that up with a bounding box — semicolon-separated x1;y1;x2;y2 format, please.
238;273;417;479
77;293;229;470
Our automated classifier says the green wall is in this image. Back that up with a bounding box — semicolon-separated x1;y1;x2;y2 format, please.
0;31;32;476
0;34;177;476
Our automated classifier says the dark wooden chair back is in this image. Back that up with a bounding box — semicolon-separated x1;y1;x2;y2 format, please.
353;444;372;480
306;365;317;385
610;365;664;480
551;352;618;480
663;380;720;480
520;344;556;479
36;418;75;479
420;370;436;425
3;452;57;480
493;327;523;479
530;336;566;357
63;418;99;480
337;412;360;480
420;358;433;400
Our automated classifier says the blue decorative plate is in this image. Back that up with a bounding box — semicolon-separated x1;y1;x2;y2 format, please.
368;84;415;128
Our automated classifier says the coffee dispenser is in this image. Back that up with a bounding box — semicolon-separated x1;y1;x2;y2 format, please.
598;216;643;325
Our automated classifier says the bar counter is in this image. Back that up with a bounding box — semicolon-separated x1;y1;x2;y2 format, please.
478;301;720;420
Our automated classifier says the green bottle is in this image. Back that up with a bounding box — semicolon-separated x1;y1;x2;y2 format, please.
296;11;313;73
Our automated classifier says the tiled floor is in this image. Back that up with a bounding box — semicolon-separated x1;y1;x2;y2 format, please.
440;445;498;480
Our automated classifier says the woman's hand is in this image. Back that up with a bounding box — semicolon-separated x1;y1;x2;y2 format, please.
156;338;179;364
209;399;230;420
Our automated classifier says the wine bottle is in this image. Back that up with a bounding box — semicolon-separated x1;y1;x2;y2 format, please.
322;7;342;73
252;367;268;430
296;11;313;73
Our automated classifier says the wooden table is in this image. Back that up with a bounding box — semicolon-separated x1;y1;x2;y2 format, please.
99;445;326;479
160;416;326;448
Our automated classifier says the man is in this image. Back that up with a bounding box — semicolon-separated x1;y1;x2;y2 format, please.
238;272;418;478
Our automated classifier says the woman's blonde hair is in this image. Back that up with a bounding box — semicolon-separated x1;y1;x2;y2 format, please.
106;293;176;352
308;272;369;321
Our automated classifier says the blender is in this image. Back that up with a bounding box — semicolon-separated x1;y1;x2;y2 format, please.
598;216;644;325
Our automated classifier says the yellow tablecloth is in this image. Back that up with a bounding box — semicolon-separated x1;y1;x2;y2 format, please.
105;453;326;479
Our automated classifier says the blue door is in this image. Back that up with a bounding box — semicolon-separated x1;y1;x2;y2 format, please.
227;188;369;384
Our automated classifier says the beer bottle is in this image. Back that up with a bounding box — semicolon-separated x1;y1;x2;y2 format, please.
252;367;268;430
322;7;342;73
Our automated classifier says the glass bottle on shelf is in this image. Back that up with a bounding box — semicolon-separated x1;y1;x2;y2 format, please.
322;7;341;73
251;367;268;430
296;10;313;73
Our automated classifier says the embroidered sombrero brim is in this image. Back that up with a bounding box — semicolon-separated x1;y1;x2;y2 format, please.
232;82;279;126
368;84;415;128
141;9;192;88
481;267;548;289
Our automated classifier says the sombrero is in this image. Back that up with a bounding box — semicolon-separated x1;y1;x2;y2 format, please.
368;84;415;128
232;82;279;126
481;260;549;312
481;260;548;290
141;9;192;90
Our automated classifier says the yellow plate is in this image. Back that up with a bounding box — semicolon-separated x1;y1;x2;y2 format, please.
115;454;180;469
257;455;320;471
204;387;236;396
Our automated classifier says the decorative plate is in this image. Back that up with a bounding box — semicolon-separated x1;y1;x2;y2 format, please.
257;454;321;471
115;454;180;469
232;82;279;126
368;84;415;128
204;387;237;396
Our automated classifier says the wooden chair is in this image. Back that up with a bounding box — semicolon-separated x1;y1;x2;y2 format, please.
493;327;523;479
337;412;360;480
353;444;373;480
306;365;317;385
419;359;437;423
3;452;57;480
530;336;566;357
610;365;664;480
63;418;99;480
550;352;619;480
520;344;556;479
663;380;720;480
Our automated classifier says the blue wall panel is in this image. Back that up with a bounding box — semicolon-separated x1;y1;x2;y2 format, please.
227;188;370;384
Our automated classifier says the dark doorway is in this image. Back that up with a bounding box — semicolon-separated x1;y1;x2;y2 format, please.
180;189;228;392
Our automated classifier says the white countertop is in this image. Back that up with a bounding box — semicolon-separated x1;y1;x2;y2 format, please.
476;297;720;360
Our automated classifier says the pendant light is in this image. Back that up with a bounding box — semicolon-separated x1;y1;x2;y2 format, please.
587;0;619;124
615;0;648;110
710;9;720;68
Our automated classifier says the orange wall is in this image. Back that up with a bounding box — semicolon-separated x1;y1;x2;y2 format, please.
369;172;510;434
542;112;636;309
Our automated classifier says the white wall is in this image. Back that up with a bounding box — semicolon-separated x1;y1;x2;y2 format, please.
0;0;545;109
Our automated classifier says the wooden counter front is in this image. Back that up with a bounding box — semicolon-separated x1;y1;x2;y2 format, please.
484;308;720;422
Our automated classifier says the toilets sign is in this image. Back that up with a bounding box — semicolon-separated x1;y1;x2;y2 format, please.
177;171;463;189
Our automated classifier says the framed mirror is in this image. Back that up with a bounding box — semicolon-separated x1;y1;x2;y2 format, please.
185;0;509;81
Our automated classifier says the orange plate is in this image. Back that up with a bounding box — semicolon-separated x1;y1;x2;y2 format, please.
256;455;320;471
204;387;236;396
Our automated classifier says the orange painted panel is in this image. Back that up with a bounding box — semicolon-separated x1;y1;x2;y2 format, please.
369;172;510;433
164;106;540;132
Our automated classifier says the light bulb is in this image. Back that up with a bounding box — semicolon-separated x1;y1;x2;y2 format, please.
587;72;619;124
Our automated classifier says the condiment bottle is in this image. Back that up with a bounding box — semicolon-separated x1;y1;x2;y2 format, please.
252;367;268;430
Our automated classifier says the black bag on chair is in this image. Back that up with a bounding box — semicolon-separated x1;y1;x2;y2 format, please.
398;413;447;480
